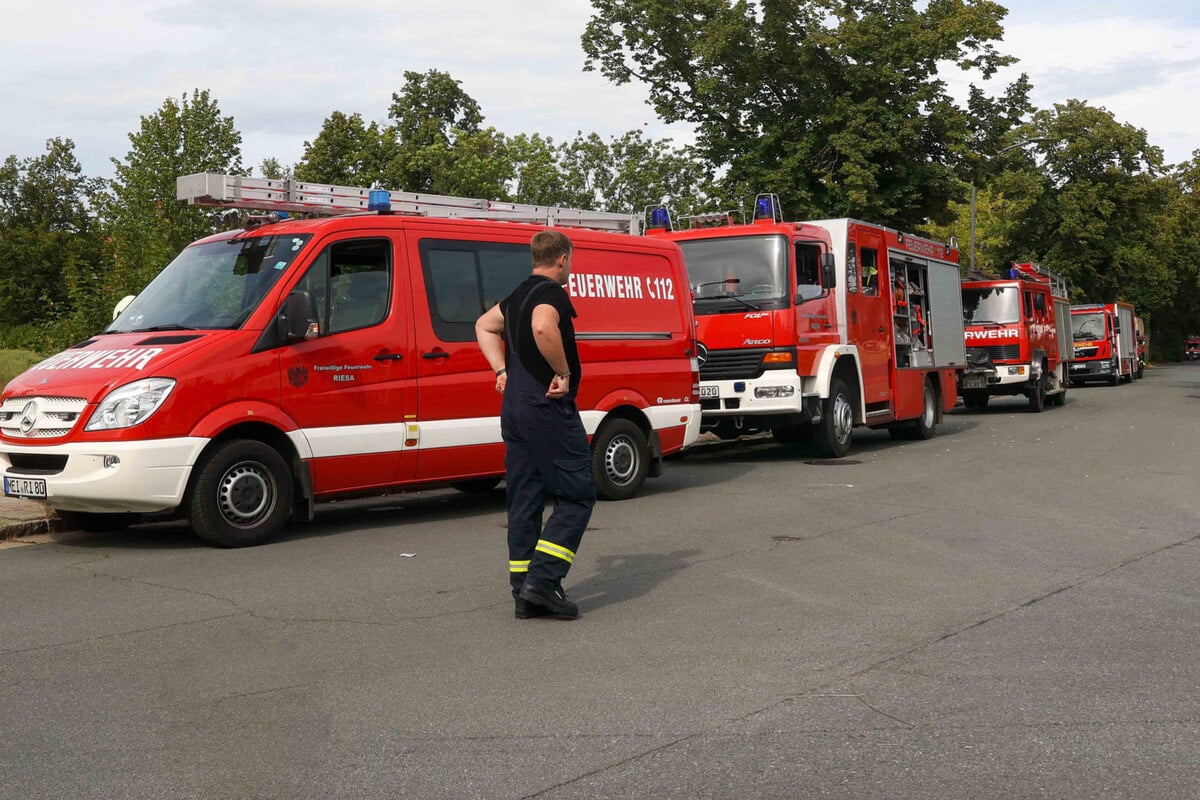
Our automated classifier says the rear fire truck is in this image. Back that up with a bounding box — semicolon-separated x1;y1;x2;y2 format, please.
1069;302;1137;385
648;196;965;457
1186;336;1200;361
958;263;1070;412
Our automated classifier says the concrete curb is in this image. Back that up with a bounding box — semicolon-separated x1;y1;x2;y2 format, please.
0;514;61;541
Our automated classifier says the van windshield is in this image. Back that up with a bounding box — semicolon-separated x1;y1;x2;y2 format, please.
678;234;789;311
962;286;1018;325
108;234;311;333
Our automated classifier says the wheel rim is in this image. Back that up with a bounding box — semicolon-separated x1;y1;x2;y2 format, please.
832;393;854;447
217;460;276;529
922;385;936;428
604;433;640;486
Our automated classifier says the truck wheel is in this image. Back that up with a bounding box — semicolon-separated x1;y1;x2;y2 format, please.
451;477;502;494
909;380;939;440
813;378;854;458
1108;361;1120;386
56;510;138;533
188;439;293;547
1028;371;1047;412
962;390;988;409
591;418;648;501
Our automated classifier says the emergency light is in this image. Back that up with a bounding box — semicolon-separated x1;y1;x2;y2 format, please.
649;206;673;231
753;193;782;224
368;189;392;212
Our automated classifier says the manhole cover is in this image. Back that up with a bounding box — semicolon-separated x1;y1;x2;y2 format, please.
803;459;862;466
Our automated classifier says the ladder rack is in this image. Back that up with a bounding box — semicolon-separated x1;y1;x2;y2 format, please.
1011;262;1069;298
176;173;642;235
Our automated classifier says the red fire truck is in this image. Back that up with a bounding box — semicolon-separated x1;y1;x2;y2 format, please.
0;174;701;546
1186;336;1200;361
958;263;1071;411
647;195;965;457
1069;302;1137;385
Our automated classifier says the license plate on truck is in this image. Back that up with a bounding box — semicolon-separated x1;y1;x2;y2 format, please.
699;385;719;398
4;476;47;498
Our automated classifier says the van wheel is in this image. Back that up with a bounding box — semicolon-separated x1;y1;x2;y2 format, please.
56;510;138;533
813;378;854;458
451;477;503;494
189;440;293;547
909;380;939;440
592;418;648;501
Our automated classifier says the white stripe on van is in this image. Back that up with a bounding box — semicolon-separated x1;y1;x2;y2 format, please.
284;403;700;459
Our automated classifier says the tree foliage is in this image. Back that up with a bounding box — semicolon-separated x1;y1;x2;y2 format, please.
103;89;243;298
582;0;1027;228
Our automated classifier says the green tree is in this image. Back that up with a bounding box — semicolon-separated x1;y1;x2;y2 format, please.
294;111;393;185
0;139;110;346
558;130;714;214
103;89;243;298
582;0;1026;228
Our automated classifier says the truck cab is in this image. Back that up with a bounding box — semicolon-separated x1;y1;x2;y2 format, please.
1069;302;1137;385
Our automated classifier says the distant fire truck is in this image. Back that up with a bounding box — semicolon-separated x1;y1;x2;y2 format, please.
1069;302;1137;385
647;195;965;457
1186;336;1200;361
958;263;1071;411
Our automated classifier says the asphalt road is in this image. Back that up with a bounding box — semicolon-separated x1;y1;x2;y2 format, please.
3;364;1199;800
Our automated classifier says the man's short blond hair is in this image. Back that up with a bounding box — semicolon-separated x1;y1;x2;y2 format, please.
531;230;573;267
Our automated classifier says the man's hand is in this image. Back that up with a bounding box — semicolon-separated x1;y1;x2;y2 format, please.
495;372;508;394
546;374;569;399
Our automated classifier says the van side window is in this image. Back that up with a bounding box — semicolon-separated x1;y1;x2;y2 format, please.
795;243;822;300
421;239;531;341
296;239;391;335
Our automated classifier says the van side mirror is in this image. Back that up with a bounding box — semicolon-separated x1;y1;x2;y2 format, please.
280;290;319;343
112;295;136;321
820;253;837;289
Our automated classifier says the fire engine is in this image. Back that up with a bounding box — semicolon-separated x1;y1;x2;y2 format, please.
1186;336;1200;361
0;174;702;546
958;263;1071;411
1069;302;1138;385
646;195;965;457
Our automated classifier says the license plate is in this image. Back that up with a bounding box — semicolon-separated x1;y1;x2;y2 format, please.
1071;363;1085;371
699;385;719;398
3;476;47;498
960;374;988;390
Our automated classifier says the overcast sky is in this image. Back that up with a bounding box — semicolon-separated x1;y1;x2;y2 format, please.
2;0;1198;183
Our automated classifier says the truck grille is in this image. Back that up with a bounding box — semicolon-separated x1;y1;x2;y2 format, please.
699;348;769;380
1074;346;1099;358
984;344;1021;362
0;396;88;439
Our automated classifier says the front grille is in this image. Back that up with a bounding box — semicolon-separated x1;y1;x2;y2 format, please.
699;348;768;380
6;453;68;474
1074;347;1099;358
0;396;88;439
985;344;1021;362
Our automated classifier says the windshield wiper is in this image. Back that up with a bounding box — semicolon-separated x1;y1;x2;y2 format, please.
126;324;202;332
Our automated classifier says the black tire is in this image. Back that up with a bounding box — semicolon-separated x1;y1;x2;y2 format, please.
1028;370;1047;412
1108;361;1120;386
909;380;939;440
591;418;649;501
813;377;854;458
56;510;138;533
962;390;989;409
451;476;503;494
188;439;293;547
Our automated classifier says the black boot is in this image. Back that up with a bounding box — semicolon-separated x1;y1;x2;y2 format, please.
518;582;581;620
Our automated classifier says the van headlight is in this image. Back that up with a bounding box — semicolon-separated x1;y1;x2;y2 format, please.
86;378;176;431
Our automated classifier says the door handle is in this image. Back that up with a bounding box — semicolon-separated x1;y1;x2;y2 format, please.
373;352;404;361
878;326;886;334
421;351;451;360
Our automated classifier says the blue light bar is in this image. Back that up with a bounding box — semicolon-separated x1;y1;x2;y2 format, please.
368;189;391;212
649;206;672;231
754;196;774;220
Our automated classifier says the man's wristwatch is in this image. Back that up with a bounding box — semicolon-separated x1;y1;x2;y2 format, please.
556;371;570;379
495;368;507;377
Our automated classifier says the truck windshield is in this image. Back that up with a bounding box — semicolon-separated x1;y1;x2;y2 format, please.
962;286;1018;324
1072;313;1105;341
678;235;789;310
108;234;312;333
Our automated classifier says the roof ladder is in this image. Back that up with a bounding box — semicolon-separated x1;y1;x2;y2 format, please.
176;172;642;234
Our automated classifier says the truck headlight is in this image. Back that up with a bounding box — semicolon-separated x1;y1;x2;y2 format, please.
85;378;176;431
754;386;795;398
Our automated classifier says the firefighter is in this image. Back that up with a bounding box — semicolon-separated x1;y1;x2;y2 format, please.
475;229;595;620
